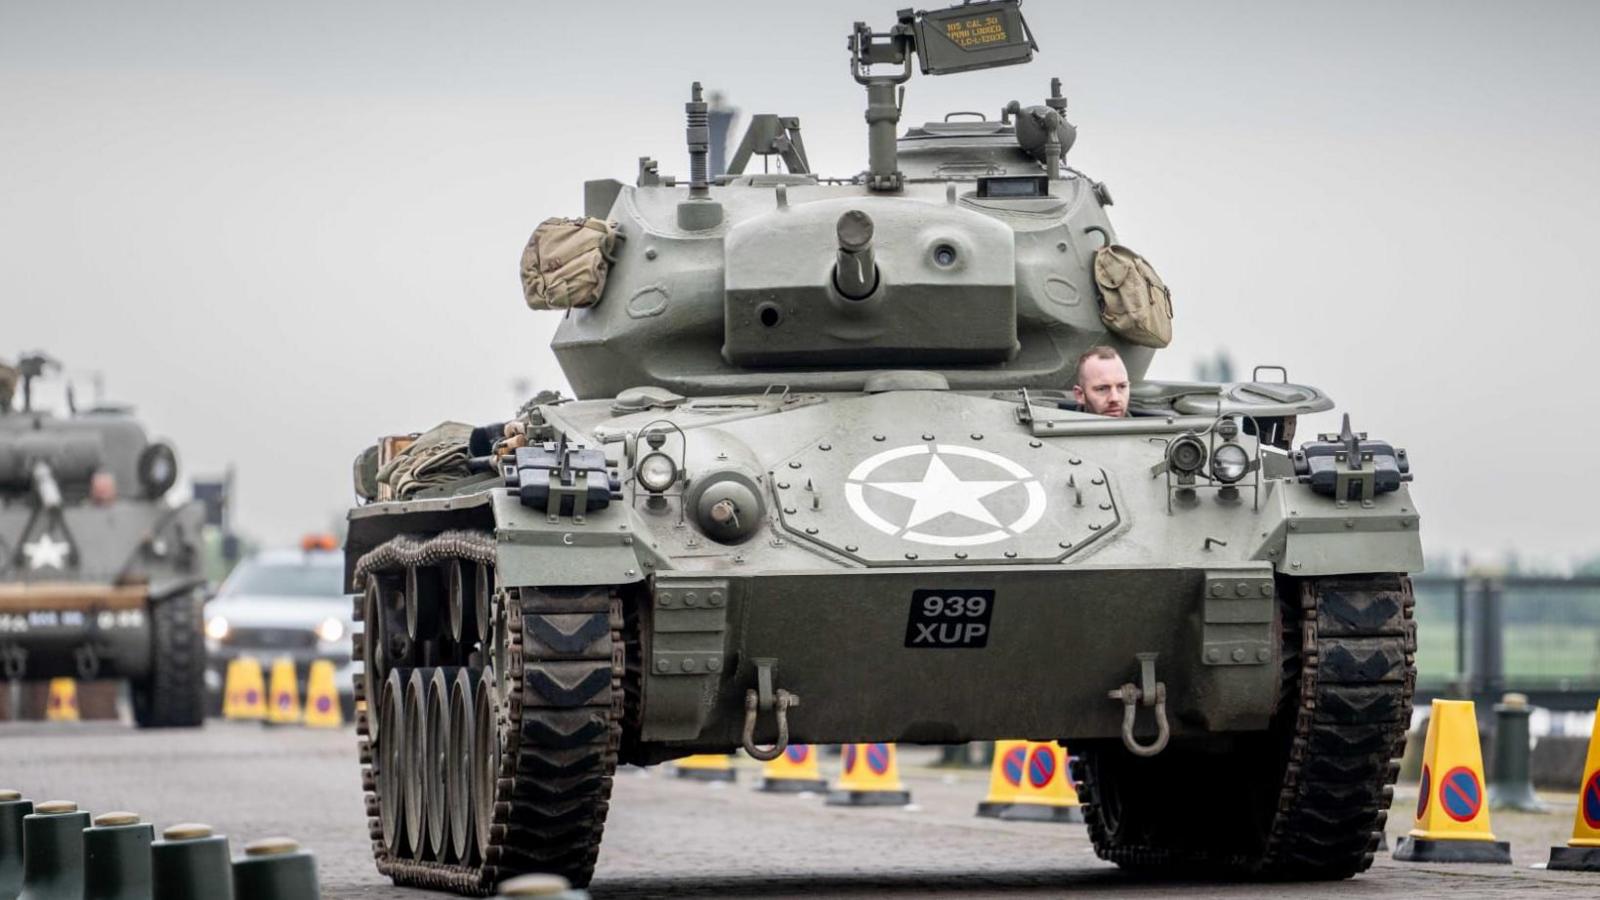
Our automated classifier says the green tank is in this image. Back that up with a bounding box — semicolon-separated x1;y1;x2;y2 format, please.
346;3;1420;891
0;354;206;727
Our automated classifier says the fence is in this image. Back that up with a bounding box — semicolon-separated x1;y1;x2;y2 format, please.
1413;575;1600;711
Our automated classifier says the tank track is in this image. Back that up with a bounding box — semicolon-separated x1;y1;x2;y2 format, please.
1078;573;1415;879
353;530;623;895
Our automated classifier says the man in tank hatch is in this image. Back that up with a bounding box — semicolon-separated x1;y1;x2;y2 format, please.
1072;345;1129;418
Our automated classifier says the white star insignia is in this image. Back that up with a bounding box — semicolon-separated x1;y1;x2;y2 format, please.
866;454;1017;530
22;533;71;570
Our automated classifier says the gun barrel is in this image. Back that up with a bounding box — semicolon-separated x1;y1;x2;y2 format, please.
834;210;878;300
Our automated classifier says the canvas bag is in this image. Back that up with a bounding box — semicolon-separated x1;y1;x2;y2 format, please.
1092;244;1173;348
520;217;618;310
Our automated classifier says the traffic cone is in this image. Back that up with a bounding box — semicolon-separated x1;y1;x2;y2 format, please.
827;743;911;806
758;744;828;793
45;678;78;722
225;658;267;721
265;658;300;726
673;754;736;782
302;661;343;729
231;837;320;899
975;741;1028;817
1393;699;1512;863
1547;699;1600;871
998;742;1083;822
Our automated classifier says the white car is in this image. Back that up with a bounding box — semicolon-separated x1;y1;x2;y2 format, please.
203;545;354;714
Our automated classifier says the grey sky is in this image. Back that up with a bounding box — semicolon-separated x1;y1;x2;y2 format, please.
3;1;1598;564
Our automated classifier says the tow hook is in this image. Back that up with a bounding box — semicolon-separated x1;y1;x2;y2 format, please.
742;658;800;761
1107;651;1169;758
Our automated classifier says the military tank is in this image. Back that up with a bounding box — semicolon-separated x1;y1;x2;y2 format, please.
0;353;206;726
346;2;1419;891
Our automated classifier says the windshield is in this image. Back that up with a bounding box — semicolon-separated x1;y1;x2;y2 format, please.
220;556;343;599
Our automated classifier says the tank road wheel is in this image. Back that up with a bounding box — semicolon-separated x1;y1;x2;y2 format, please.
131;588;205;728
1078;573;1415;880
351;530;625;894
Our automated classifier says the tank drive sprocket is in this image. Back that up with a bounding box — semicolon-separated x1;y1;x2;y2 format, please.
130;589;206;728
1076;573;1415;879
353;529;625;894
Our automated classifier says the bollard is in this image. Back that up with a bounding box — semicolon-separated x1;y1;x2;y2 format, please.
0;790;34;899
18;800;91;900
494;872;591;899
231;837;319;900
1487;693;1545;812
151;824;233;900
82;811;154;900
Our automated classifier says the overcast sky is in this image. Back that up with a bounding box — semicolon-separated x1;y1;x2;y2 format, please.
3;0;1598;566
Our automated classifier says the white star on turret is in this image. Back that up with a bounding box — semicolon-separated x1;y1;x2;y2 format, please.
22;534;71;570
866;453;1017;531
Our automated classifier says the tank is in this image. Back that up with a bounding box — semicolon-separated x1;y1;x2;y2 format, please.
0;353;206;727
345;2;1421;891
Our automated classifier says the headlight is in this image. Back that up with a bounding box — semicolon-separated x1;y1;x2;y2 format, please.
316;617;345;644
1167;434;1206;476
1211;443;1251;484
205;616;229;641
636;452;677;493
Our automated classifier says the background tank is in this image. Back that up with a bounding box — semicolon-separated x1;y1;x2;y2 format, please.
0;353;206;727
344;2;1420;891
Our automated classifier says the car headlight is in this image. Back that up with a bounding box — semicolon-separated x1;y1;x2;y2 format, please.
1211;442;1251;484
316;617;345;644
204;616;229;641
635;451;677;493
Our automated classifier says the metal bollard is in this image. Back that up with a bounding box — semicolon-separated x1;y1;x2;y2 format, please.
1488;692;1546;812
82;811;154;900
150;824;233;900
494;873;592;899
231;838;319;900
0;791;34;899
18;801;91;900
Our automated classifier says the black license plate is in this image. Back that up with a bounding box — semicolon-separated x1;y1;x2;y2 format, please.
904;589;994;649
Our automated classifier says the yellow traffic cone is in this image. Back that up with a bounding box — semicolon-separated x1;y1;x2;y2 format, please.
224;657;267;721
265;657;302;726
45;679;78;722
673;754;737;782
999;743;1083;822
303;660;344;728
827;743;911;806
758;744;827;793
1547;699;1600;871
1393;699;1511;863
976;740;1028;817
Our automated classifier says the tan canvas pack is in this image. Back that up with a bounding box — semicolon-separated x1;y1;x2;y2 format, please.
1092;244;1173;348
520;217;618;311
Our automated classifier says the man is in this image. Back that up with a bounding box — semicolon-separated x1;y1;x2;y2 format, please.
1073;345;1129;418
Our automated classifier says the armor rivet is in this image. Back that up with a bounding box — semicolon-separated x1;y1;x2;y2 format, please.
1211;584;1225;597
644;247;658;260
778;482;789;490
658;594;673;607
1235;583;1250;598
656;659;670;672
873;434;886;441
1260;584;1272;597
846;545;859;552
905;552;918;560
1030;441;1042;449
955;551;968;559
819;443;832;451
971;433;983;440
683;592;698;607
1205;649;1220;663
1089;523;1102;531
709;591;724;606
922;433;935;441
1069;458;1082;465
789;461;802;469
805;527;819;535
1231;648;1247;662
1291;560;1302;569
1091;476;1104;485
707;658;722;672
1257;648;1271;662
1058;541;1071;549
682;659;696;672
1288;522;1299;531
1344;519;1355;529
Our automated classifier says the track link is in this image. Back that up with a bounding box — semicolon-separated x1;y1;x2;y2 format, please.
1079;573;1415;879
353;531;623;894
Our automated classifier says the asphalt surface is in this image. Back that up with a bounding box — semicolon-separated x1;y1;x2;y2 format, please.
3;720;1597;899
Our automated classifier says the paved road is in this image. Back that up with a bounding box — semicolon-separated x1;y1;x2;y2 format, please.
3;721;1596;898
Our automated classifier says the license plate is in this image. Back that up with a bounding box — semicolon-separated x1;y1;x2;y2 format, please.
904;589;994;649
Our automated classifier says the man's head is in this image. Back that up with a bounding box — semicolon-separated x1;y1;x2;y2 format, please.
1073;346;1129;417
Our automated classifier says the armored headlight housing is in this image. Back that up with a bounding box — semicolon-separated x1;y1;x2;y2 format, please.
205;616;230;641
1167;434;1206;476
1211;442;1250;484
635;452;677;493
